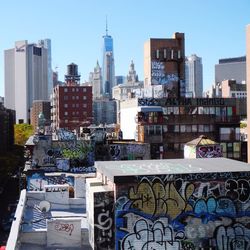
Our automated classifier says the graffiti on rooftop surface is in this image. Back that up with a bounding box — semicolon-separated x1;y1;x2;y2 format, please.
114;173;250;249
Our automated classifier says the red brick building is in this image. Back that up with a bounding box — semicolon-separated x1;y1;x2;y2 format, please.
52;63;93;131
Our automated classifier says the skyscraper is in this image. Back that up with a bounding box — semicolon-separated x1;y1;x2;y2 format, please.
215;56;246;84
102;21;115;99
38;39;53;97
185;54;203;97
89;61;102;100
4;40;49;124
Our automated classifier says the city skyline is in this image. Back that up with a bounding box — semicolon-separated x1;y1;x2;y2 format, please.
0;0;249;97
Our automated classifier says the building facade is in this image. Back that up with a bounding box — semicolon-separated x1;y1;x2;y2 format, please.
52;63;93;131
0;103;15;153
144;33;185;98
120;97;246;161
89;61;102;100
247;24;250;163
93;99;117;125
4;40;49;124
87;158;250;249
38;39;53;97
30;100;51;130
102;27;115;98
215;56;246;84
185;54;203;97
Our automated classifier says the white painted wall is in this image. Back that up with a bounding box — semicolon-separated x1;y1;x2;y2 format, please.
47;218;81;248
120;106;138;140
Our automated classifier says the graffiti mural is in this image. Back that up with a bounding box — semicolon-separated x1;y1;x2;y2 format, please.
30;136;95;173
196;145;222;158
108;143;150;161
94;191;114;250
151;61;179;98
115;173;250;250
138;98;159;106
27;172;74;191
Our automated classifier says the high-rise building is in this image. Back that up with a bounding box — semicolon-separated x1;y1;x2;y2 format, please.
185;54;203;97
38;39;53;97
144;33;185;98
215;56;246;84
102;23;115;99
93;98;117;125
246;24;250;163
4;40;49;124
52;63;92;131
89;61;102;100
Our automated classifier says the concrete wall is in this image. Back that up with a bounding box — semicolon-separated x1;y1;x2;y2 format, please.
114;171;250;249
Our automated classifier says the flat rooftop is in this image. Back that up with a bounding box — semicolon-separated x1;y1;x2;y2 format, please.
22;206;87;232
95;158;250;182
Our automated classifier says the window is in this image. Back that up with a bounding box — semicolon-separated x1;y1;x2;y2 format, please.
192;125;197;132
76;96;79;100
83;104;87;108
155;125;162;135
72;96;75;100
186;125;192;132
180;125;186;132
64;88;68;92
76;88;79;92
198;125;204;132
72;88;75;92
174;125;179;132
83;96;87;100
64;96;68;100
64;103;68;108
83;88;87;92
64;111;68;116
76;103;79;108
209;107;215;115
72;103;75;108
163;125;168;132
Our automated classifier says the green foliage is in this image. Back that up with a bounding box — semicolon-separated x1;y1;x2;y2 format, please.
0;145;24;182
240;122;247;129
14;124;34;146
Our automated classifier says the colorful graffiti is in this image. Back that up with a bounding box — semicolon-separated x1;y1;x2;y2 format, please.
196;145;222;158
109;144;149;161
115;174;250;250
94;191;114;250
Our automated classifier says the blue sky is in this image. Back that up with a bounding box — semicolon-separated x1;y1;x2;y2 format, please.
0;0;249;97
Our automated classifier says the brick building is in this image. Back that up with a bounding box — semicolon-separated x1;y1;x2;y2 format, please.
144;32;185;98
52;63;93;132
120;97;246;161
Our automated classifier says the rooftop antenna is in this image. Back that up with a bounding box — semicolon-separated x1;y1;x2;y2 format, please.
106;15;108;36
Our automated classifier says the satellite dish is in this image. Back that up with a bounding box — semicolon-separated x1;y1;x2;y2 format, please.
39;200;51;212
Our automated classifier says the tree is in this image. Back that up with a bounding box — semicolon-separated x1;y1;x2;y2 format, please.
14;124;34;146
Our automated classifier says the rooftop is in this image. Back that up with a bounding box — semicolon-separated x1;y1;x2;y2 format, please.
95;158;250;182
